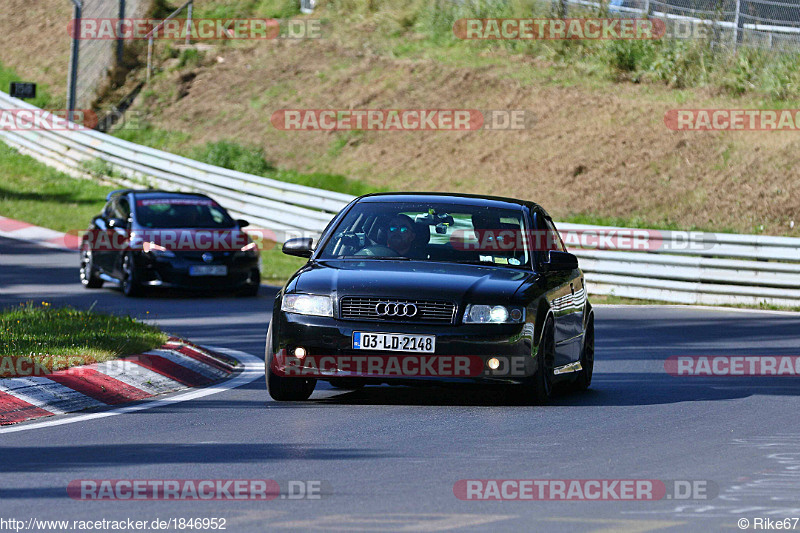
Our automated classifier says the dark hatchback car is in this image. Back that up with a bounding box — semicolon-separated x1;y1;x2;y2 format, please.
80;190;261;297
266;193;594;402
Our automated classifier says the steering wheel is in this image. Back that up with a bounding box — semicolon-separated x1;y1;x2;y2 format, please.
355;245;397;256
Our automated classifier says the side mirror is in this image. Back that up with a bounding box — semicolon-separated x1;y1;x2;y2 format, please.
108;217;127;229
542;250;579;272
236;219;250;228
282;237;314;258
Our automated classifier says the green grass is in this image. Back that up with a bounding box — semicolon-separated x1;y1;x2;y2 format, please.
113;131;382;197
189;139;381;196
260;245;306;283
317;0;800;101
590;293;800;312
0;62;52;108
0;141;112;233
1;302;167;376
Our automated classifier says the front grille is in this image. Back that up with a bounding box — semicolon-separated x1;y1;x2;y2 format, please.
340;297;456;323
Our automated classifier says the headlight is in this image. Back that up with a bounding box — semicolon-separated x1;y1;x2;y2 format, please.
281;294;333;317
142;242;175;257
463;304;524;324
234;241;259;258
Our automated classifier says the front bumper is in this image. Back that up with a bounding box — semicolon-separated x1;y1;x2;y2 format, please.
272;312;538;384
136;251;260;290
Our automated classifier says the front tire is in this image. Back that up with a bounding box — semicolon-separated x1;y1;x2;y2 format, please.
79;240;103;288
528;317;555;404
265;321;316;401
121;252;144;297
238;271;261;297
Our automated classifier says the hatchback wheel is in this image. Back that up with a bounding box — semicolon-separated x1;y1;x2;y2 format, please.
80;240;103;288
121;253;143;297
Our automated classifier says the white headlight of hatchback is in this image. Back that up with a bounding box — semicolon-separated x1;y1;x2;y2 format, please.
463;304;524;324
281;294;334;317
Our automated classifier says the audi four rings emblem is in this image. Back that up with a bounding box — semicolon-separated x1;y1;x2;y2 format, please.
376;302;418;317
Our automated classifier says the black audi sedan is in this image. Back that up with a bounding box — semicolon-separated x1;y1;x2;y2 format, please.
80;189;261;297
266;193;594;402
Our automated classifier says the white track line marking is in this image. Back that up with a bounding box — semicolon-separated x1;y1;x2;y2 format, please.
0;346;263;434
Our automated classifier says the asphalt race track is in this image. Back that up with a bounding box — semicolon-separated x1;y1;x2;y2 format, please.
2;234;800;533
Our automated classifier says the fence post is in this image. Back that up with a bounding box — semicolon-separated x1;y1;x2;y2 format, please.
146;35;154;82
732;0;743;48
644;0;651;17
67;0;82;123
185;0;193;45
117;0;125;65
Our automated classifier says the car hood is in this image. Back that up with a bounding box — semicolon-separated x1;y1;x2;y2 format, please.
291;260;534;303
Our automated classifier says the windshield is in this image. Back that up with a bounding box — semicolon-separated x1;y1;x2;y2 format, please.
135;198;236;229
317;201;531;268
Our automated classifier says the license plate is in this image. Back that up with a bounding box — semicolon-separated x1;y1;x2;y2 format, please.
353;332;435;353
189;265;228;276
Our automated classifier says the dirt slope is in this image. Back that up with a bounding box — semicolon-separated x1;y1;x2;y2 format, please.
134;36;799;235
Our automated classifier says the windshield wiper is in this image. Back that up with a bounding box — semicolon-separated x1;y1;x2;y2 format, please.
329;255;412;260
452;260;528;268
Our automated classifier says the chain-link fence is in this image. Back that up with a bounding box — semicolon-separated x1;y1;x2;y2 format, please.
565;0;800;50
74;0;151;109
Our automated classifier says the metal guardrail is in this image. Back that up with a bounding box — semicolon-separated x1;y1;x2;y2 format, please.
0;90;798;306
0;91;352;235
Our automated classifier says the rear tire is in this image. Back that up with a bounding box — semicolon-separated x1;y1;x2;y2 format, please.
79;240;103;289
265;321;316;401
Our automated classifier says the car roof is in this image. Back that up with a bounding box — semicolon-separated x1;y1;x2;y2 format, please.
356;192;541;211
108;189;214;202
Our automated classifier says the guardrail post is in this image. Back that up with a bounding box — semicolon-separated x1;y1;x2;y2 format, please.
67;0;83;123
643;0;651;17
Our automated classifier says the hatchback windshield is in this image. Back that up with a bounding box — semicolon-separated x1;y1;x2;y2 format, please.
318;201;531;268
136;198;236;229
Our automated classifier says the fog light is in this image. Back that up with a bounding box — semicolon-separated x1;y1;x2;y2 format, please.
294;347;307;359
487;358;500;370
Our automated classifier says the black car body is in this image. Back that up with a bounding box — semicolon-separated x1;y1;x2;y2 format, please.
80;190;261;297
266;193;594;402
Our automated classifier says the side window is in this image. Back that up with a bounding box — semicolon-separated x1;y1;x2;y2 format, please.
114;198;131;221
544;218;566;252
